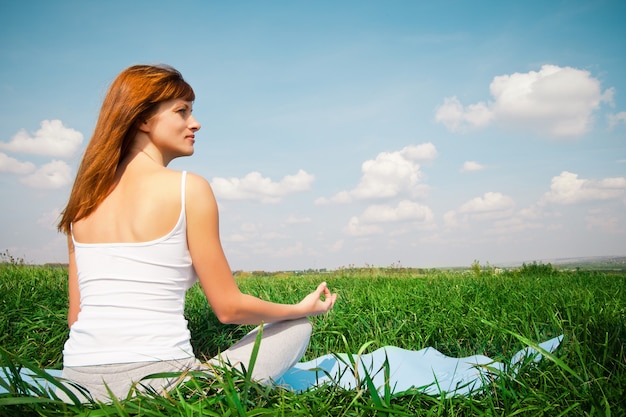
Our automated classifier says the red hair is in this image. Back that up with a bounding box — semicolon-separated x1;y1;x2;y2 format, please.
58;64;195;234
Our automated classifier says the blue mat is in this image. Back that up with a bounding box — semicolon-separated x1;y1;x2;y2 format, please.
1;335;563;398
277;335;563;396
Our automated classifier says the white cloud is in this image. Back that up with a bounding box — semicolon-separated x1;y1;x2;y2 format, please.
401;142;438;160
435;65;613;137
459;192;515;213
352;150;419;199
434;97;494;132
344;200;434;237
608;111;626;129
20;160;72;189
315;190;353;205
518;204;545;220
512;200;563;232
212;169;314;203
484;217;543;235
541;171;626;204
0;152;36;174
320;143;436;204
359;200;434;223
491;65;612;136
0;120;83;157
344;216;384;236
444;192;516;229
443;210;458;228
460;161;486;173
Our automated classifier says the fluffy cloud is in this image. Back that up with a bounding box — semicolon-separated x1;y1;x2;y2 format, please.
0;152;36;174
20;160;73;189
317;143;437;204
459;192;515;213
401;142;438;160
542;171;626;204
434;97;494;132
344;200;434;237
445;192;516;230
359;200;434;223
0;120;83;158
435;65;614;137
484;216;543;235
460;161;486;173
212;169;314;203
344;217;384;236
442;210;458;228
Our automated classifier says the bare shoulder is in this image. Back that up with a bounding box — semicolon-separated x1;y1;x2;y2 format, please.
185;172;218;211
185;172;215;197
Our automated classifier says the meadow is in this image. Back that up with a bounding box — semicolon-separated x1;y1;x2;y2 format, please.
0;260;624;416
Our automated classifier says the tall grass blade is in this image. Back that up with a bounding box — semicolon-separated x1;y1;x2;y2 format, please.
480;319;581;383
0;347;87;405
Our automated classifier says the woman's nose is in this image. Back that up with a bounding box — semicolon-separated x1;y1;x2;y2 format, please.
190;115;201;131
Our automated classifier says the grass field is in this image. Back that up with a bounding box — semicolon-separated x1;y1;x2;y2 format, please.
1;261;625;416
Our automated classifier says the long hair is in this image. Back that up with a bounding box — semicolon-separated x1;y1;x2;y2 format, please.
58;64;195;235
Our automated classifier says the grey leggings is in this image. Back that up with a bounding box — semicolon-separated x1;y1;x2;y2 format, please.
57;318;312;403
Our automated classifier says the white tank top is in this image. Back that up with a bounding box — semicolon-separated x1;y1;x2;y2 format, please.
63;171;198;366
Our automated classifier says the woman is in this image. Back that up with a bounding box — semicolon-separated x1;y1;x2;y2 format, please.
56;64;337;402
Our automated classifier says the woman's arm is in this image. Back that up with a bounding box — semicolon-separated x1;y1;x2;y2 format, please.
185;173;336;325
66;235;81;328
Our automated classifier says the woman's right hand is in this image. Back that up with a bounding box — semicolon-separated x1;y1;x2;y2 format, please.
297;282;337;316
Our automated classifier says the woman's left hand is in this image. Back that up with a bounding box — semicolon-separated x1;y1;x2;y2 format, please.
297;282;337;316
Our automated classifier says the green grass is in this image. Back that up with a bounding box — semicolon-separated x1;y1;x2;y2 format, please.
1;262;625;416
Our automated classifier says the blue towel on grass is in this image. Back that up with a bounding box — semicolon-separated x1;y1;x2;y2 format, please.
1;335;563;398
277;335;563;396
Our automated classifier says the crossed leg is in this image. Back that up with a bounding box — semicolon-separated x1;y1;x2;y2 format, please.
207;317;312;384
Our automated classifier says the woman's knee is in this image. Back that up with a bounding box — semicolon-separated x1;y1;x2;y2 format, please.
290;317;312;339
264;317;312;344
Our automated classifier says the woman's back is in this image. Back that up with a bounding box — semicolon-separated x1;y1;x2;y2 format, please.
71;160;183;245
65;163;197;367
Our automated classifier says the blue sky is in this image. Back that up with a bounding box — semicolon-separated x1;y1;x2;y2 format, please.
1;1;625;270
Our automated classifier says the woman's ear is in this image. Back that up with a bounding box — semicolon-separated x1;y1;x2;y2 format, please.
137;118;151;133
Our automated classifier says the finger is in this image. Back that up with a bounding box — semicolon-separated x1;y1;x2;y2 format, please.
323;293;336;310
317;282;329;296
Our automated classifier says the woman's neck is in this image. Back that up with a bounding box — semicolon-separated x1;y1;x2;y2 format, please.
122;144;168;168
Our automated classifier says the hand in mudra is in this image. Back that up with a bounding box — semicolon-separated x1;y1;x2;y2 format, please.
298;282;337;316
